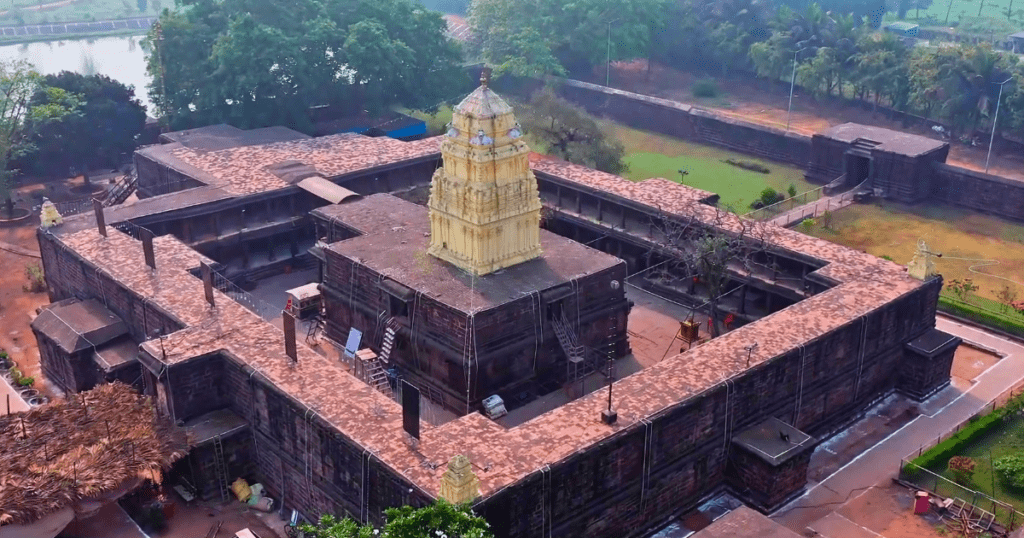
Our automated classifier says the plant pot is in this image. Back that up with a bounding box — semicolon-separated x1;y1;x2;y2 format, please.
18;388;39;399
28;396;49;406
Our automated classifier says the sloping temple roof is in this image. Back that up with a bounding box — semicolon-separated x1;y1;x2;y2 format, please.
0;382;188;527
31;298;128;354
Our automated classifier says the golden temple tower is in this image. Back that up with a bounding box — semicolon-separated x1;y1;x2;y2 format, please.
428;72;543;276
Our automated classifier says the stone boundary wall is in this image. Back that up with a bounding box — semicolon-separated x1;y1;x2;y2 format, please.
495;76;813;168
497;74;1024;220
476;277;940;538
932;163;1024;221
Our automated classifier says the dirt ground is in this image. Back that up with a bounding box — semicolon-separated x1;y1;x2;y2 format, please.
951;344;1002;391
0;224;50;396
817;484;947;538
605;61;1024;182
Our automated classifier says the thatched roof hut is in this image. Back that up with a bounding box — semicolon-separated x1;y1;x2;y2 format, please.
0;382;188;527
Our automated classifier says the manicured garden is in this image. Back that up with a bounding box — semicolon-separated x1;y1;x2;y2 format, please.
905;395;1024;519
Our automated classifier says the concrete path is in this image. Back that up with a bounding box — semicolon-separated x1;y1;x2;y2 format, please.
769;193;856;228
0;239;39;258
1;373;31;415
773;315;1024;531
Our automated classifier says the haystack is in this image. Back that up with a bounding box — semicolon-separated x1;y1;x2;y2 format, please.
0;382;188;527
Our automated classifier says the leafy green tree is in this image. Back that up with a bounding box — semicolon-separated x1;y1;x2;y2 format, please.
147;0;463;131
22;72;146;177
0;60;80;217
299;500;493;538
518;88;628;174
469;0;669;77
852;31;910;112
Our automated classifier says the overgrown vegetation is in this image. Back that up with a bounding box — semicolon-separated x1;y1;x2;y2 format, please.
23;264;45;293
299;500;493;538
692;79;720;98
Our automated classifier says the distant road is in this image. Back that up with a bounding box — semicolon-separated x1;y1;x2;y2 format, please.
0;16;155;39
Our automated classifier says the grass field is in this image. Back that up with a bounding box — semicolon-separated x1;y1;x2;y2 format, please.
0;0;162;28
925;413;1024;512
405;107;815;211
802;200;1024;302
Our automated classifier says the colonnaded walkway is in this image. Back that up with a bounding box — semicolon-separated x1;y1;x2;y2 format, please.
773;315;1024;534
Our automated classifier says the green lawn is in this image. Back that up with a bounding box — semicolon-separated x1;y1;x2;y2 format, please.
801;200;1024;303
404;106;815;212
925;414;1024;514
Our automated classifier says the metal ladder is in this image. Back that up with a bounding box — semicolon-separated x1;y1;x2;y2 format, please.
212;435;229;502
306;305;326;345
380;322;397;363
552;312;588;390
364;357;391;394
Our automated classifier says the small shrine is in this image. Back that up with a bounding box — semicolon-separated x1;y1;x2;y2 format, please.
40;198;63;228
439;454;480;505
907;239;939;281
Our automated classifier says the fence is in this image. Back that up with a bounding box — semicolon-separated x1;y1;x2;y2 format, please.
53;197;96;217
903;384;1024;463
895;383;1024;530
770;189;862;228
898;460;1023;530
743;186;825;221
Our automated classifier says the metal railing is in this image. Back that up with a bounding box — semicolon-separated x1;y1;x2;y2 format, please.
53;196;96;217
897;460;1024;530
743;185;825;221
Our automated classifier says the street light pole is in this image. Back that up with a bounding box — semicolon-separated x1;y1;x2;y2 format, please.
986;76;1014;173
606;20;615;87
786;48;803;132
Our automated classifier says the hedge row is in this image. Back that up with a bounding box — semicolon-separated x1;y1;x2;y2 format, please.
909;410;1007;472
937;296;1024;340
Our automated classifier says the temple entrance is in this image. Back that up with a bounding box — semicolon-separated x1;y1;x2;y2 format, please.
844;152;871;186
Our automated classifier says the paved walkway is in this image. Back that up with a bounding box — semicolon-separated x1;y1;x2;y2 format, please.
0;239;39;258
1;373;30;415
0;16;155;39
769;193;856;228
774;315;1024;531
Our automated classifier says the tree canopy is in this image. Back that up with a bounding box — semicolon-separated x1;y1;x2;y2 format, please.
146;0;465;131
299;500;493;538
22;72;146;176
0;60;80;215
469;0;669;77
518;87;628;175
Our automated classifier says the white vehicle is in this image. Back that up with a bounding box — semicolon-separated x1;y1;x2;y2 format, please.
482;395;507;420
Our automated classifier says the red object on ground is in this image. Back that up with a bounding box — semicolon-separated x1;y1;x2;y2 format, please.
914;491;930;514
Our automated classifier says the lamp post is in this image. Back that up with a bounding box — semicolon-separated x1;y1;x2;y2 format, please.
153;21;168;133
606;19;620;87
786;48;807;132
986;76;1014;173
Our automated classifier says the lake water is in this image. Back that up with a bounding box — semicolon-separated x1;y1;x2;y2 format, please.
0;35;154;113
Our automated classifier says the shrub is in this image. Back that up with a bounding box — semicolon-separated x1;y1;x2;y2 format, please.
948;455;976;485
938;296;1024;339
881;255;894;261
788;184;797;197
723;158;771;174
995;454;1024;488
17;376;32;387
911;410;1006;471
692;79;720;98
758;187;779;207
799;218;815;233
24;264;45;293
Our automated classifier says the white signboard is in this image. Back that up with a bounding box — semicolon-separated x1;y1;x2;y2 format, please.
344;328;363;358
